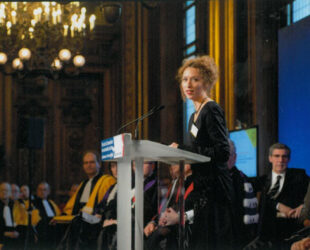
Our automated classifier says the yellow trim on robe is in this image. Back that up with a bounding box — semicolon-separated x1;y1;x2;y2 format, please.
23;200;41;226
63;182;83;216
82;175;116;214
49;199;61;216
13;200;28;226
63;175;116;215
31;209;40;226
34;199;61;226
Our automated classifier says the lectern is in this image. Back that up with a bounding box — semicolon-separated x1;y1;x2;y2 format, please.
101;133;210;250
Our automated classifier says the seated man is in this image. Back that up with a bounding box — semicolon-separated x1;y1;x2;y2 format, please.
33;181;60;250
227;139;259;249
62;151;116;217
20;185;30;202
0;182;21;250
98;161;158;250
57;151;116;250
144;164;195;250
10;184;29;245
246;143;309;249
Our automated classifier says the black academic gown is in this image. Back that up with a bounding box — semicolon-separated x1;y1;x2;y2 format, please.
145;174;197;250
33;197;59;250
71;174;102;215
230;166;258;249
0;200;23;250
98;171;158;250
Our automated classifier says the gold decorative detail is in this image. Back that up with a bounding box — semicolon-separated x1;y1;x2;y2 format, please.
0;2;97;78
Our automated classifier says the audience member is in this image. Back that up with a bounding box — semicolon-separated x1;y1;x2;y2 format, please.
57;151;116;250
62;151;116;216
9;184;30;246
0;182;21;250
227;139;259;249
33;182;60;250
10;184;20;203
245;143;309;249
68;184;79;198
97;161;158;250
20;185;30;201
144;164;196;250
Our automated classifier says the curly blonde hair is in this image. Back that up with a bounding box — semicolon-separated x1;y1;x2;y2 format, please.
176;55;219;101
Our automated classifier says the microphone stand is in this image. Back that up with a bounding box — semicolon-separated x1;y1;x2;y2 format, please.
116;105;165;139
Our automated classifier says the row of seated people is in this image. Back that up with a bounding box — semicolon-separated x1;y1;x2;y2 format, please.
142;141;310;250
0;181;64;250
56;147;257;250
2;143;310;250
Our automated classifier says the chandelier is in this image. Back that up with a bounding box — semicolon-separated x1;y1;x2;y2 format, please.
0;2;97;79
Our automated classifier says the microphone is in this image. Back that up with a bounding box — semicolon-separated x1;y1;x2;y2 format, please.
116;105;165;138
134;105;165;139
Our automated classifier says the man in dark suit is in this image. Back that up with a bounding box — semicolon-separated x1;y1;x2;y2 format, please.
246;143;309;249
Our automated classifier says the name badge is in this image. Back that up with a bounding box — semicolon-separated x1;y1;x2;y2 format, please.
190;124;198;138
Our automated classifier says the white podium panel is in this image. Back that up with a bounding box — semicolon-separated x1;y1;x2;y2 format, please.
102;133;210;250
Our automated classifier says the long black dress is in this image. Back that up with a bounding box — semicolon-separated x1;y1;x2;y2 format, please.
179;101;234;250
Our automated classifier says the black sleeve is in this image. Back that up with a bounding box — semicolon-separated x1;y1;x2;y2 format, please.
201;104;230;163
179;104;230;164
249;175;267;193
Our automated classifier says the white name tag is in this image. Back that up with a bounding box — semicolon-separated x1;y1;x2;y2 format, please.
190;124;198;138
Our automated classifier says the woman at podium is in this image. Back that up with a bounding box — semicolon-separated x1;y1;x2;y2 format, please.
170;55;234;250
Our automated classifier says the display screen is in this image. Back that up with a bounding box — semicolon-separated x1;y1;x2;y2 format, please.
229;127;258;177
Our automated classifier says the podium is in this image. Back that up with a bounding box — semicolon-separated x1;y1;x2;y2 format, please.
101;134;210;250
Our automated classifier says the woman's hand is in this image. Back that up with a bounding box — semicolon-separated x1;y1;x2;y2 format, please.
169;143;179;148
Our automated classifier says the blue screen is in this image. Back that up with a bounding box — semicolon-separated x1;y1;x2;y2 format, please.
229;127;257;177
278;16;310;175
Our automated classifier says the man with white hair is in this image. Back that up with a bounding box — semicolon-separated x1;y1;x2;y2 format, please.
0;182;20;249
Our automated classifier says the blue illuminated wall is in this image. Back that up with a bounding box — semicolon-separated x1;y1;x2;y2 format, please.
278;16;310;174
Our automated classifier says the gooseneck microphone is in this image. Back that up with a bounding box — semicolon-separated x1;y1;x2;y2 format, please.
116;105;165;139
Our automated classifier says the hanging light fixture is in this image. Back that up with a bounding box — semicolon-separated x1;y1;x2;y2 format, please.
58;49;72;62
73;55;86;67
51;58;63;71
18;48;32;61
0;52;7;64
12;58;23;70
0;2;98;78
